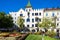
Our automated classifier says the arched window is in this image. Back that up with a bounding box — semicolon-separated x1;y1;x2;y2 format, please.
32;29;35;32
27;18;30;22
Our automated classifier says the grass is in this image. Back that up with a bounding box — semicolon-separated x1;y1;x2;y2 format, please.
25;34;42;40
25;34;60;40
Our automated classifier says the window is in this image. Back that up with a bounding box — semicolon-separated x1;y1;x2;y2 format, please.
35;24;38;27
15;17;16;19
57;23;59;26
35;18;39;22
52;13;54;17
32;24;34;27
29;9;31;11
46;13;48;16
21;11;22;13
57;29;59;32
15;14;16;15
57;13;59;15
27;25;29;27
35;13;38;16
15;21;16;23
39;13;41;15
27;18;30;22
32;29;35;32
39;19;41;22
32;13;34;16
32;19;34;22
26;10;27;12
57;18;59;21
28;12;30;16
20;14;23;16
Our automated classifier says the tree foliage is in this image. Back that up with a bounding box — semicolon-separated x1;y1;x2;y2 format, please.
0;12;13;29
38;18;55;28
53;16;57;27
17;17;24;28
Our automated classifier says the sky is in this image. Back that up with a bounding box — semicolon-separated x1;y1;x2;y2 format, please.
0;0;60;14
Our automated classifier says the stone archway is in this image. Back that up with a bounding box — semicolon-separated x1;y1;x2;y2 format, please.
32;29;36;33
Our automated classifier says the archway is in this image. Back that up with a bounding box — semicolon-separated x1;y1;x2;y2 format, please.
32;29;35;33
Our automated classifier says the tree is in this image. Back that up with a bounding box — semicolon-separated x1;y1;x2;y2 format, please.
53;16;57;28
0;12;13;29
37;18;55;32
17;17;24;29
38;18;51;28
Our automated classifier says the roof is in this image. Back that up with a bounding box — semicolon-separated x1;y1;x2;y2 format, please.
26;0;32;8
44;8;60;12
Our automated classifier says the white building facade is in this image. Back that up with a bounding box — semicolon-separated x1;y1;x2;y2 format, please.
9;1;60;32
44;8;60;29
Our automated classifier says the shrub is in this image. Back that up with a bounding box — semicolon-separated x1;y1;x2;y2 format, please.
34;32;41;35
45;31;56;37
28;32;32;34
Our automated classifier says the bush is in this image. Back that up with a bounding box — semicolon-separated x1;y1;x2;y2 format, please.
28;32;32;34
34;32;41;35
45;31;56;37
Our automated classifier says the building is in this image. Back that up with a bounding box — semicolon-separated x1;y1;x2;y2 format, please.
10;1;44;32
9;1;60;32
44;8;60;29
